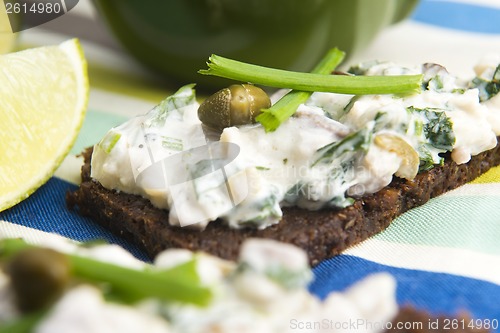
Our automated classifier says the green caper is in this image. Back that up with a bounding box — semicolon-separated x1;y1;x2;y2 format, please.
198;84;271;130
6;247;71;312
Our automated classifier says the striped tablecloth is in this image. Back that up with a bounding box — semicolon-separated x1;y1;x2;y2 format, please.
1;0;499;325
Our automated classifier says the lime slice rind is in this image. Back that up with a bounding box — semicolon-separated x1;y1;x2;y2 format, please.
0;39;88;212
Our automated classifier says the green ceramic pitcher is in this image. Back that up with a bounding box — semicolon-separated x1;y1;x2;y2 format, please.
93;0;419;88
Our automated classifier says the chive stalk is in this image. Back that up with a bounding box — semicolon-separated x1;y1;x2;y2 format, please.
199;54;423;95
0;238;212;307
69;254;211;305
256;48;345;132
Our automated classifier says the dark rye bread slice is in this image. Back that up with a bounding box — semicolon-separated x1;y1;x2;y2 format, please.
67;141;500;265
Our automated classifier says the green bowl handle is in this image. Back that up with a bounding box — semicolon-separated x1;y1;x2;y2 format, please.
391;0;420;24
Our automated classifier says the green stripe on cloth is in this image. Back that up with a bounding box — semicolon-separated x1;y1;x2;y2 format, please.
376;194;500;256
71;110;127;154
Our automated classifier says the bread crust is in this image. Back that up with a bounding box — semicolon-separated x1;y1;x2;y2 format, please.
67;141;500;265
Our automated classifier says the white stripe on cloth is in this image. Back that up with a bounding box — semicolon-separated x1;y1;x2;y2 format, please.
54;154;84;185
442;182;500;197
348;20;500;78
89;88;157;118
345;238;500;286
0;220;78;245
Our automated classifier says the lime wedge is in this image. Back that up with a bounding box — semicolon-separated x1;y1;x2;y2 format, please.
0;3;16;54
0;39;89;212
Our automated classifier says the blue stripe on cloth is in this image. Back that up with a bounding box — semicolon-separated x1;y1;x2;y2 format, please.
0;177;149;261
411;0;500;34
311;255;500;323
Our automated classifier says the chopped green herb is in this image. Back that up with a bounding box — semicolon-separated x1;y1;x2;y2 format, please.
428;74;444;91
190;159;223;179
314;129;371;166
284;129;371;209
451;88;467;94
264;266;312;290
470;64;500;102
146;84;197;127
417;145;439;172
341;96;361;117
414;118;424;137
408;107;455;151
283;182;303;204
329;193;355;208
237;187;281;227
98;131;121;154
425;111;455;150
161;136;183;151
373;111;390;132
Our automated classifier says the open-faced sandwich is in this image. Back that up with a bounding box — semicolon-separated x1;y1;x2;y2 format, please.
0;237;490;333
67;50;500;265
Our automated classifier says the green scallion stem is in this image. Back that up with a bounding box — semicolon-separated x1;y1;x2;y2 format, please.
69;254;212;306
256;48;345;132
0;238;212;307
199;54;423;95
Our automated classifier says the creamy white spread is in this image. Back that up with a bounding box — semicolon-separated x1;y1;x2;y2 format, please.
0;238;396;333
91;59;500;229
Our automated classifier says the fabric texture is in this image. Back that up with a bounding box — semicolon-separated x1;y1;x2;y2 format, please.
1;0;499;325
